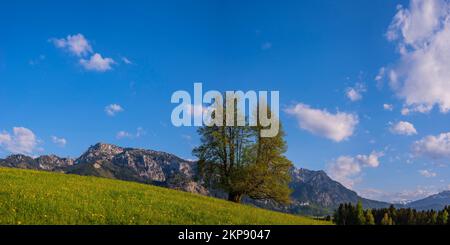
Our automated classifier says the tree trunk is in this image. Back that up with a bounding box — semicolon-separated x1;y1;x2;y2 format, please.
228;192;243;203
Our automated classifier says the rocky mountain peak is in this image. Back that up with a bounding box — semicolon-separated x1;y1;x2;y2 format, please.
64;143;206;194
36;155;74;170
90;143;124;154
291;168;330;183
75;143;124;164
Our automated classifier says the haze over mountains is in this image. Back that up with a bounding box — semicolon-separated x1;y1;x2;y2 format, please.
0;143;447;214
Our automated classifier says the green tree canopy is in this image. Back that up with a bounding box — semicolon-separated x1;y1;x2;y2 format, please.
193;100;292;204
356;200;366;225
365;209;375;225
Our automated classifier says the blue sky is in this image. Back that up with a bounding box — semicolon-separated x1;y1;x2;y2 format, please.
1;0;450;202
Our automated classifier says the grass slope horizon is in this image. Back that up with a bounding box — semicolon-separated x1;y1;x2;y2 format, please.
0;167;331;225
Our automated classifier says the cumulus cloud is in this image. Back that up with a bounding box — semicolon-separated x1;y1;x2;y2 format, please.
327;151;384;188
105;104;124;116
390;121;418;135
401;104;433;115
355;151;384;167
345;83;366;102
80;53;115;72
418;169;437;177
51;33;115;72
413;132;450;159
51;136;67;147
0;127;39;155
383;103;394;111
346;88;362;102
51;33;93;57
285;103;358;142
387;0;450;113
327;156;362;188
386;0;447;46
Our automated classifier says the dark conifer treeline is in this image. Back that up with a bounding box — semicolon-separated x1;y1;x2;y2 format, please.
333;201;449;225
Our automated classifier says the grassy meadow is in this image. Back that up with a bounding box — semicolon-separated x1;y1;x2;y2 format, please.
0;167;331;225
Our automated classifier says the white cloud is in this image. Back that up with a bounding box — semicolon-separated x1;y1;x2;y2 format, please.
375;67;386;88
80;53;115;72
105;104;124;116
383;103;394;111
413;132;450;159
390;121;418;135
51;34;115;72
401;104;433;115
51;33;93;57
51;136;67;147
345;83;366;102
418;169;437;177
285;103;358;142
356;151;384;168
401;108;411;115
327;151;384;189
116;131;132;139
346;88;361;101
121;57;132;64
116;127;146;139
387;0;447;46
0;127;39;155
327;156;362;188
135;127;146;137
387;0;450;113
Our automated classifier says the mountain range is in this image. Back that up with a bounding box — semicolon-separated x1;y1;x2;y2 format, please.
0;143;447;215
405;191;450;211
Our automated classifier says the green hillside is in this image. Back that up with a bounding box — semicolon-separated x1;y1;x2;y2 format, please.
0;167;331;225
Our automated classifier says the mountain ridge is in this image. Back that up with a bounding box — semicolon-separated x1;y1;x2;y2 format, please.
1;142;393;215
405;190;450;211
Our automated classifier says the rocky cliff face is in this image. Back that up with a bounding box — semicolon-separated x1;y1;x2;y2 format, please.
0;142;389;215
287;168;389;212
67;143;208;195
36;155;74;171
75;143;124;165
